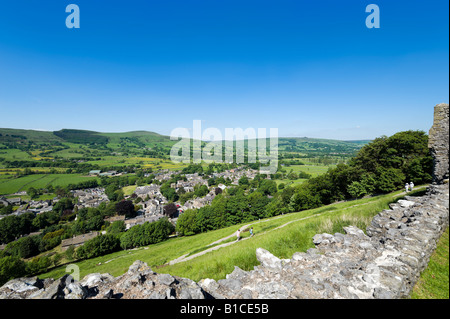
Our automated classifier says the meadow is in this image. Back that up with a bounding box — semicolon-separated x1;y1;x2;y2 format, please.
0;173;99;195
275;163;334;186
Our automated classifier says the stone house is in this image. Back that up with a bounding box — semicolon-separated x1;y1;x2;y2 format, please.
60;231;100;251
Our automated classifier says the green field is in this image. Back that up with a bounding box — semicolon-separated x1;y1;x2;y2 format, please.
0;174;99;195
39;186;427;283
410;227;449;299
275;164;334;187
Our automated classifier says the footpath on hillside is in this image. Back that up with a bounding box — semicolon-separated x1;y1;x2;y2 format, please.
166;187;422;266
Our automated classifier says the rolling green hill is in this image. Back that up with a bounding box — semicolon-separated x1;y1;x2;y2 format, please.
0;128;368;159
0;128;369;186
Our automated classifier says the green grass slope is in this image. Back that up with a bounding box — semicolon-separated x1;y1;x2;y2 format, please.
39;186;426;283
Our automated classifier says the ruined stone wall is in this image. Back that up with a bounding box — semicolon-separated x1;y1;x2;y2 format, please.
428;103;449;184
1;103;448;299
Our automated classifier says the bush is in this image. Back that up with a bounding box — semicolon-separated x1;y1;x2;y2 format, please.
26;255;52;276
120;218;174;249
2;235;40;259
0;256;27;286
76;234;121;260
176;209;199;236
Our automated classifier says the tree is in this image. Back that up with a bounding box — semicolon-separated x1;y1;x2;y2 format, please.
238;176;249;186
0;256;27;286
289;185;322;212
160;183;179;202
107;220;125;235
257;179;277;196
76;234;120;260
176;209;198;236
248;191;269;219
374;167;405;193
115;200;135;218
0;205;13;216
347;181;367;199
53;198;74;216
194;184;209;198
27;187;39;200
119;218;174;249
163;203;179;218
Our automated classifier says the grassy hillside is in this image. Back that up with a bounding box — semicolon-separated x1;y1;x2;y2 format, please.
1;128;367;161
0;128;63;144
410;227;449;299
38;186;426;282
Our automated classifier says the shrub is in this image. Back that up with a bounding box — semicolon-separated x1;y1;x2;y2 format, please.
176;209;199;236
76;234;120;260
120;218;174;249
0;256;27;286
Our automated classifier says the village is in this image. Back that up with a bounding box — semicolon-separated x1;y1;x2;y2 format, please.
0;165;260;250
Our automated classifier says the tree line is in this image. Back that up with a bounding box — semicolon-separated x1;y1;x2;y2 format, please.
176;130;432;235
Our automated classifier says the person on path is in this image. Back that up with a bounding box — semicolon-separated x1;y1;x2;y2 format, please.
236;229;241;241
405;183;409;192
410;181;414;191
250;227;254;237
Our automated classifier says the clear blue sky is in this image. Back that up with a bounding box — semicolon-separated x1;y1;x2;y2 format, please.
0;0;448;140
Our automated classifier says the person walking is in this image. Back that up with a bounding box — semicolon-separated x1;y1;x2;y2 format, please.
410;181;414;191
250;227;254;237
236;229;241;241
405;183;409;192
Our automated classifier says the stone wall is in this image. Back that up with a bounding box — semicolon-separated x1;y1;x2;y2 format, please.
1;103;449;299
428;103;449;184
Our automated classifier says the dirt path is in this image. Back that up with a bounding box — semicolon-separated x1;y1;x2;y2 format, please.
167;212;327;266
165;187;423;266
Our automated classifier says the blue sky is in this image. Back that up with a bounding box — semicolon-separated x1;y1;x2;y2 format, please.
0;0;448;140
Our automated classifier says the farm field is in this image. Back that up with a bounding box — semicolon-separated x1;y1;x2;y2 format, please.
282;163;334;177
0;173;99;195
84;156;187;170
275;163;334;187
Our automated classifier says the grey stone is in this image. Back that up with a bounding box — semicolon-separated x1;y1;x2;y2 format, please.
157;273;175;286
255;248;282;270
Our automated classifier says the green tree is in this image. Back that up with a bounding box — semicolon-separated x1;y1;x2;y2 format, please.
347;181;367;199
374;167;405;193
107;220;126;235
0;256;27;286
27;187;39;200
257;179;277;196
176;209;199;236
76;234;120;260
115;200;135;218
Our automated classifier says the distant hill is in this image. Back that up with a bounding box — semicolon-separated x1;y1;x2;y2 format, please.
53;129;109;144
0;127;369;164
0;128;62;143
0;128;174;147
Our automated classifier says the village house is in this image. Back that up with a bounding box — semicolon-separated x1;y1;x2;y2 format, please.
0;197;9;207
26;199;54;214
124;214;163;230
140;199;165;215
72;188;109;209
134;184;164;201
5;197;22;206
104;215;125;224
60;231;100;251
